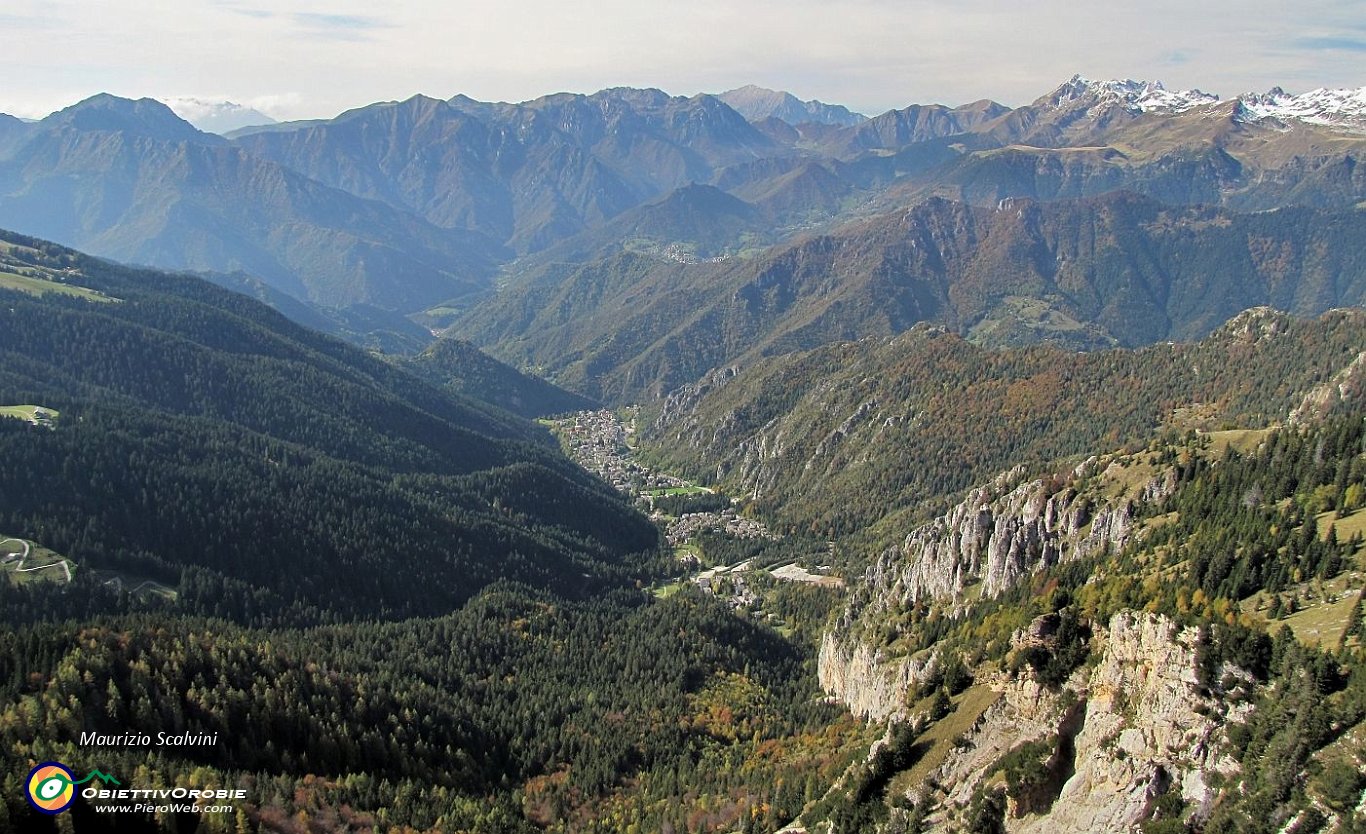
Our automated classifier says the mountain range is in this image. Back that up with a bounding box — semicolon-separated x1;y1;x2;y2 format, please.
0;95;502;310
455;191;1366;400
2;73;1366;832
0;75;1362;351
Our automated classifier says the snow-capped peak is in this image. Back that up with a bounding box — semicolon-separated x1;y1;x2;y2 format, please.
1044;75;1366;132
1235;86;1366;132
1048;75;1220;114
159;97;277;135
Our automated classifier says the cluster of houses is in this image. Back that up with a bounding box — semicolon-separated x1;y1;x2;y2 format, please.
665;510;774;547
555;410;692;495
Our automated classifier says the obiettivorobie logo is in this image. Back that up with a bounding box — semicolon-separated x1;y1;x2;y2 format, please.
23;761;244;815
25;762;119;814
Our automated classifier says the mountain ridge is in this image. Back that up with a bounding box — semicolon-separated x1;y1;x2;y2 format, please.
42;92;223;145
455;191;1366;401
643;306;1366;538
718;84;867;127
0;108;505;309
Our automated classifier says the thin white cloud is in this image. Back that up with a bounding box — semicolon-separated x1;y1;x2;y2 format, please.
0;12;61;28
209;0;273;17
241;93;303;117
291;12;395;41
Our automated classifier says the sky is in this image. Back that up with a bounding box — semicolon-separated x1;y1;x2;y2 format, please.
1;0;1363;121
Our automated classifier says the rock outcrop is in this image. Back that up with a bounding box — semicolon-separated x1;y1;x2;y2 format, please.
652;364;742;430
818;457;1176;721
817;630;934;723
1289;347;1365;425
865;458;1173;611
917;613;1247;833
1011;613;1246;833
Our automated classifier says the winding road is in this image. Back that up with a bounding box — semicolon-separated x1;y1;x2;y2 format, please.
1;537;72;583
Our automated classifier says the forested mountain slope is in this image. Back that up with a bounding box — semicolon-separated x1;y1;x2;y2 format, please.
456;193;1366;402
402;337;597;418
645;308;1366;539
0;230;657;622
1;584;864;834
0;230;873;834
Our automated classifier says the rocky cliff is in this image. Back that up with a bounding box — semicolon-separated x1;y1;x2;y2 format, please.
816;629;933;724
799;413;1366;834
818;455;1175;722
871;462;1151;607
1290;348;1366;425
1014;613;1246;832
909;612;1248;833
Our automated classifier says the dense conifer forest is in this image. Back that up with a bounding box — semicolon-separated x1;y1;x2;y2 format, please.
0;232;660;621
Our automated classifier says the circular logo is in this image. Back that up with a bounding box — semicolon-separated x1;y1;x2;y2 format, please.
26;762;76;815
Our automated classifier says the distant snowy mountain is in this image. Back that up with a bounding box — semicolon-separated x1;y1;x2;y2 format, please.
1236;86;1366;132
160;97;277;135
1046;75;1220;114
1045;75;1366;132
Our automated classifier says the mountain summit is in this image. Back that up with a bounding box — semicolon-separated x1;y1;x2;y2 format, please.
1236;84;1366;131
718;85;867;126
42;93;219;144
1045;75;1220;114
1045;75;1366;131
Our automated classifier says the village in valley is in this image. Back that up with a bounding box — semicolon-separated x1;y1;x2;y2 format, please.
542;409;844;628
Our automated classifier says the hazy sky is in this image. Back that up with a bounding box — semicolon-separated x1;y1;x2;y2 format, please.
2;0;1363;120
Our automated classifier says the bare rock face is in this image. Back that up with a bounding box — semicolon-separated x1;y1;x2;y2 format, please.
916;613;1247;834
817;630;935;722
1015;613;1246;833
867;461;1161;610
1289;348;1365;425
927;674;1076;813
818;458;1177;723
731;417;794;499
652;364;741;430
